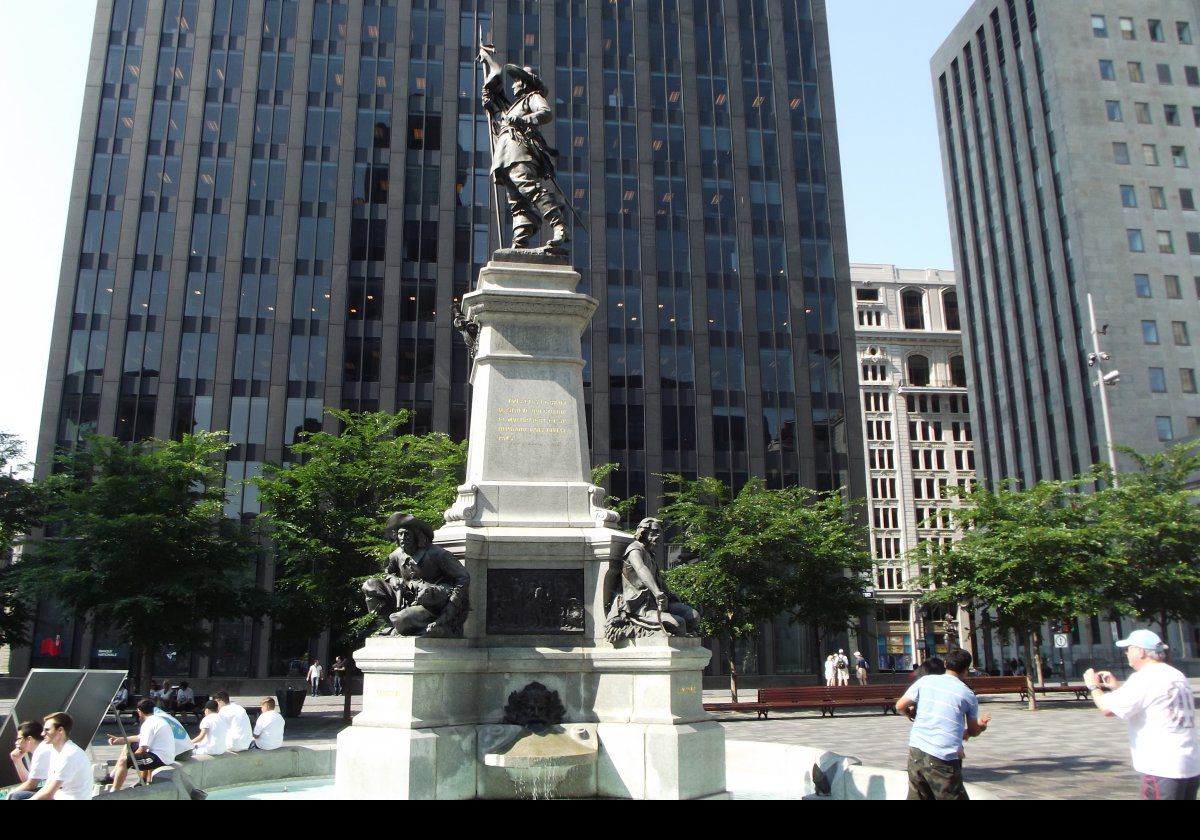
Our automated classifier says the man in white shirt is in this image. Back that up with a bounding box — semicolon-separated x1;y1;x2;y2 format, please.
174;681;196;713
30;712;93;800
107;699;177;790
1085;628;1200;800
307;660;323;696
252;697;286;751
834;649;851;686
214;691;253;752
191;701;228;756
8;720;54;800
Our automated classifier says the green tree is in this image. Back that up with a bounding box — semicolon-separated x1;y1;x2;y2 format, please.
254;409;466;650
0;433;40;647
1098;444;1200;650
12;433;259;688
919;474;1114;708
658;476;871;701
590;463;642;524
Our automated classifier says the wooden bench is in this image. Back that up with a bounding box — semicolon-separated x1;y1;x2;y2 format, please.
1034;684;1092;701
705;684;906;719
961;676;1029;698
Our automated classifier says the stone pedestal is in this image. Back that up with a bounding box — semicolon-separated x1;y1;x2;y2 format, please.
335;258;726;799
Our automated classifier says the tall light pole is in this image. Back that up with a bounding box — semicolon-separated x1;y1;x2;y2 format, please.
1087;293;1120;486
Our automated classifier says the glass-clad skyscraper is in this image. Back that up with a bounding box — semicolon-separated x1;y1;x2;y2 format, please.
29;0;861;680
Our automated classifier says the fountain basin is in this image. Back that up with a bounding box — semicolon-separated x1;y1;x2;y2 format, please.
478;723;598;798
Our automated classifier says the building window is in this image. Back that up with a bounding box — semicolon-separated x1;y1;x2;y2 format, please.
1173;321;1191;345
1178;21;1193;44
1120;184;1138;207
1135;274;1152;297
1164;103;1180;125
1195;276;1200;298
1114;142;1131;164
1189;417;1200;436
1157;230;1174;253
1119;16;1135;39
1092;14;1108;37
1149;19;1165;42
1182;189;1196;211
1151;186;1167;209
1157;63;1173;84
1172;146;1189;167
1106;100;1123;122
907;354;930;387
855;287;879;301
1128;229;1145;252
1156;416;1174;442
943;290;960;331
901;289;925;330
1099;59;1116;80
950;355;967;388
1186;66;1200;86
1149;367;1168;393
1166;275;1182;298
1143;320;1160;344
1194;106;1200;127
1189;232;1200;254
1181;369;1197;394
1135;101;1152;124
1143;144;1159;166
1129;61;1144;82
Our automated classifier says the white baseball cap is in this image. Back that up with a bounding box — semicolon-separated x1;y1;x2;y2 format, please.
1115;629;1167;652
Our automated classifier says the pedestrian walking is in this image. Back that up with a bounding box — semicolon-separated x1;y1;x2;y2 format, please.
307;659;323;696
824;654;837;687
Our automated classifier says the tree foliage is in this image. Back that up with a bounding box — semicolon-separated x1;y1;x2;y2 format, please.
919;472;1114;705
254;409;466;648
1098;444;1200;642
658;476;870;699
0;433;39;646
11;433;259;684
590;462;642;524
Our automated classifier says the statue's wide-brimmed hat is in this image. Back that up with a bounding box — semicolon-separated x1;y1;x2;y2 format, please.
504;63;547;93
384;512;434;543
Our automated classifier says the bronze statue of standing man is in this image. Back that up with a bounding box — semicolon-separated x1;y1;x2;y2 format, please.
478;41;571;254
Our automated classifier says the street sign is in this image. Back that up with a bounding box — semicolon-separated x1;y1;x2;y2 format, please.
1053;633;1069;648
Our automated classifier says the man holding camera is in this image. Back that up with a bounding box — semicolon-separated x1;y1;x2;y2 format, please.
1084;629;1199;800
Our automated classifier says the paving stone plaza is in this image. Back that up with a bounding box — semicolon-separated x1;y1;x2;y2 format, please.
9;682;1196;799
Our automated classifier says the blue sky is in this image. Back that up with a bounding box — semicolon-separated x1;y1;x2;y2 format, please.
0;0;975;468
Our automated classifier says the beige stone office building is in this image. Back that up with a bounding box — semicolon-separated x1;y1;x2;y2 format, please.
852;263;975;671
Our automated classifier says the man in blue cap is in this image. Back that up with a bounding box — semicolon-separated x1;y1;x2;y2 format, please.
1085;629;1200;799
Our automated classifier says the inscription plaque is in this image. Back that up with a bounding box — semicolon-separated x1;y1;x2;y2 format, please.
486;569;585;634
494;397;572;443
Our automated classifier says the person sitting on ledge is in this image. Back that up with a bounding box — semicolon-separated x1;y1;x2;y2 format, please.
251;697;285;751
191;701;228;757
215;692;253;753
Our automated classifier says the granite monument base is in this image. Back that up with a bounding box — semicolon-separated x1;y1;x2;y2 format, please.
333;636;726;800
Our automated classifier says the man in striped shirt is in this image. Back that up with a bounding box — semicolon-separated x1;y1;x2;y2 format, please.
895;648;991;800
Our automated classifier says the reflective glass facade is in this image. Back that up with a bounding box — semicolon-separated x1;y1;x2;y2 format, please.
36;0;861;679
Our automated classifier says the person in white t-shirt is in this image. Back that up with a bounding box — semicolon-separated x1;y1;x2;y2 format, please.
307;660;323;696
214;692;253;752
107;699;177;790
1085;628;1200;800
153;707;194;760
191;701;229;756
8;720;55;800
174;681;196;713
252;697;286;751
30;712;93;800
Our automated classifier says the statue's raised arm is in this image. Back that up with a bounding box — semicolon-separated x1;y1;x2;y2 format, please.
476;39;571;254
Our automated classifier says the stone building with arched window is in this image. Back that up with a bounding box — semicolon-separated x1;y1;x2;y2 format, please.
851;263;976;672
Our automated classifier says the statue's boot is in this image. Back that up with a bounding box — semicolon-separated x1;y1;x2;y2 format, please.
511;220;539;249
